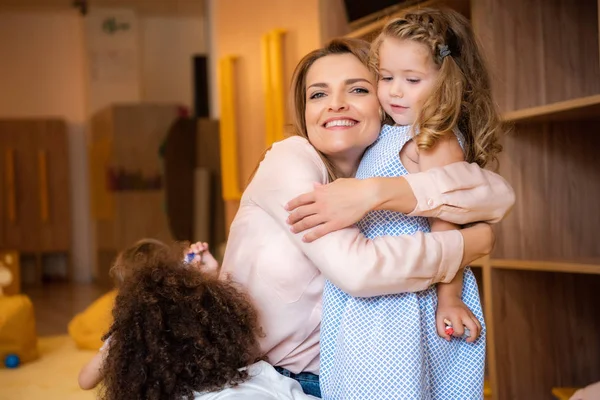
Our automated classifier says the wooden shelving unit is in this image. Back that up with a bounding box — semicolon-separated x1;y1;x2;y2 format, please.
347;0;600;398
345;0;471;41
0;119;72;283
490;259;600;275
503;94;600;124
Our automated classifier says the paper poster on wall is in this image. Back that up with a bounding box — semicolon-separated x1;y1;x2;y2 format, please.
85;8;141;113
90;48;137;83
87;9;138;84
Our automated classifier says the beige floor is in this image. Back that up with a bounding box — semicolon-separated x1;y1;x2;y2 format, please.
24;281;108;336
0;335;97;400
0;282;108;400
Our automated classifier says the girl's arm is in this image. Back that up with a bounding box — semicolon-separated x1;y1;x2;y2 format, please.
286;160;515;242
247;138;494;297
419;134;482;343
78;342;108;390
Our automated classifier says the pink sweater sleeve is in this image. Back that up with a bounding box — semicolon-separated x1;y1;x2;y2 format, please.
246;138;464;297
404;161;515;224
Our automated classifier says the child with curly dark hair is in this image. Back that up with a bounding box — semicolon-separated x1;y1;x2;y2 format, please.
78;239;315;399
77;238;218;390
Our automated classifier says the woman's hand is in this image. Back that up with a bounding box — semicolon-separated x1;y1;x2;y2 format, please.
285;178;377;242
436;294;482;343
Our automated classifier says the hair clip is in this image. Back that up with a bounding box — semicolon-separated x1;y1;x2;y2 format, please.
439;44;451;59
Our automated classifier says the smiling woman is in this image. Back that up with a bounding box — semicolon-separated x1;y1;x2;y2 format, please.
218;37;512;398
304;53;381;178
286;38;381;182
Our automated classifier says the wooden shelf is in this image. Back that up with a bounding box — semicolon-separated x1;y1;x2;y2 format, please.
340;0;600;399
469;257;487;267
466;258;600;274
112;189;163;194
345;0;470;40
490;259;600;274
484;379;492;398
503;94;600;124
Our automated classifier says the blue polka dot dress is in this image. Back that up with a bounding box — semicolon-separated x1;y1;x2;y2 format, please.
319;125;486;400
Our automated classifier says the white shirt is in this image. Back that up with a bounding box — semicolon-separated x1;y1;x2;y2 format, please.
194;361;317;399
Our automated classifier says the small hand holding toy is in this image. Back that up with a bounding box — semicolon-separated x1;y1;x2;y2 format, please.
185;242;219;275
444;318;471;339
436;295;481;343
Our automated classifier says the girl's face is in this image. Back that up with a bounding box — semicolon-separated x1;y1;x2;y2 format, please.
377;37;440;126
304;53;381;173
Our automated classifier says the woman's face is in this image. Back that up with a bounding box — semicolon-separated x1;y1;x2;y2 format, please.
304;53;381;172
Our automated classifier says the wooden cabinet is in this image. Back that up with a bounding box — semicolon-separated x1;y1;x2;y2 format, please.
348;0;600;398
0;119;71;283
1;124;39;251
0;119;71;260
89;104;179;285
35;122;71;254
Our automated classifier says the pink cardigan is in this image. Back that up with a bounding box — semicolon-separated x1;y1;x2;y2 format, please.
220;137;514;375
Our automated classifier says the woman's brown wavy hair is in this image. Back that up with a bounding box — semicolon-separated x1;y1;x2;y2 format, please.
370;7;504;168
99;240;261;400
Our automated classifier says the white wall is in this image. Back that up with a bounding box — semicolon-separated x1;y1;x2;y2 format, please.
0;9;208;283
141;15;207;110
0;11;87;120
84;8;142;116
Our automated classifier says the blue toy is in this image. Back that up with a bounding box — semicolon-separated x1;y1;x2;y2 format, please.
185;252;196;263
4;354;20;368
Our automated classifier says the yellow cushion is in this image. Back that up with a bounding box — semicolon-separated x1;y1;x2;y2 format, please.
0;294;38;366
552;387;579;400
68;290;116;350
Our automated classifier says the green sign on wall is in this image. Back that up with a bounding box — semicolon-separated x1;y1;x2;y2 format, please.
102;17;131;34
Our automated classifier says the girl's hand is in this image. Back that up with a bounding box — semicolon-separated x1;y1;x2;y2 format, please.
436;295;482;343
187;242;219;273
285;179;376;242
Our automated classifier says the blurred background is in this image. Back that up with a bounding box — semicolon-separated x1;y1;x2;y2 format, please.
0;0;599;399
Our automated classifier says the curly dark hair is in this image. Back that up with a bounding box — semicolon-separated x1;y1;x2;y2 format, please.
109;238;170;287
100;240;262;400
